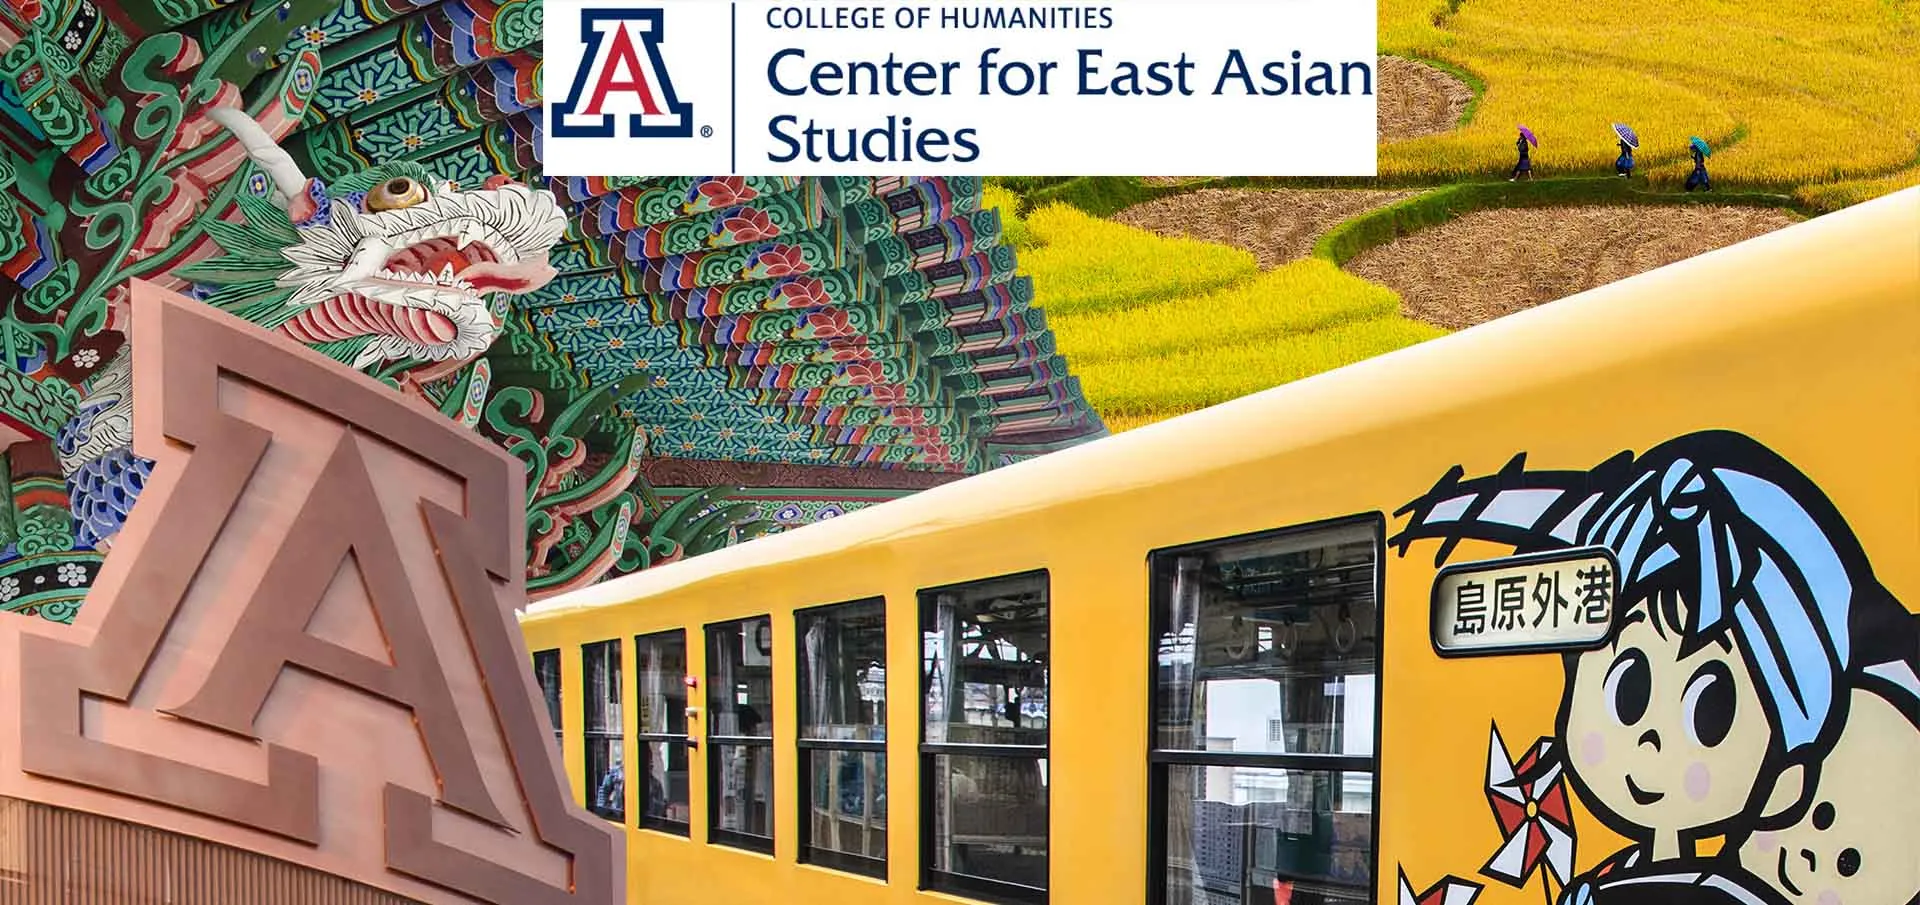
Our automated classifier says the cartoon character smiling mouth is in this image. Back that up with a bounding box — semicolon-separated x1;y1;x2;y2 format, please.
1626;775;1666;805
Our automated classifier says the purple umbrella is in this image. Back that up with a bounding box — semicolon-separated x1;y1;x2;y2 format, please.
1612;122;1639;149
1518;125;1538;147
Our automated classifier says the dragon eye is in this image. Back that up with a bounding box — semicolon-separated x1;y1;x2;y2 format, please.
366;177;427;211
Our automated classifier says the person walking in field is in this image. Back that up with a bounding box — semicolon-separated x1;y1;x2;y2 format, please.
1614;139;1635;177
1686;136;1713;192
1511;126;1537;180
1612;123;1639;178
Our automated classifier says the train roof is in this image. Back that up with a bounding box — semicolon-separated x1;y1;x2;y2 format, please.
521;187;1920;622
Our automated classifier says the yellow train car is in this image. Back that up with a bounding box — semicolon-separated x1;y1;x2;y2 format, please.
519;188;1920;905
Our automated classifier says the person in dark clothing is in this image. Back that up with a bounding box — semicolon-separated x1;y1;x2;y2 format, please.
1511;131;1533;180
1685;143;1712;191
595;759;624;813
1615;139;1635;177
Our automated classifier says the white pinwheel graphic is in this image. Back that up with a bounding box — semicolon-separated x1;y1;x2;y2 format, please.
1483;723;1577;889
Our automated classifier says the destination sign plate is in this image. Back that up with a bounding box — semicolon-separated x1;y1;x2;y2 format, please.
1430;548;1618;656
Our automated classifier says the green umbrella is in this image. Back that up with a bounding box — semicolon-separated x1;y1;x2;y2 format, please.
1690;136;1712;157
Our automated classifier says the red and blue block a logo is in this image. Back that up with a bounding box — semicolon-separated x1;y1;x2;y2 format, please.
552;9;693;138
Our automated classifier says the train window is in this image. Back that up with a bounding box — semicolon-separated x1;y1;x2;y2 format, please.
532;648;562;751
1149;519;1380;905
635;630;692;835
920;572;1050;905
708;617;776;853
582;639;624;822
797;598;889;878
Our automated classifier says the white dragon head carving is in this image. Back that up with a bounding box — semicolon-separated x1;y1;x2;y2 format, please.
183;108;568;376
273;174;567;370
56;111;573;547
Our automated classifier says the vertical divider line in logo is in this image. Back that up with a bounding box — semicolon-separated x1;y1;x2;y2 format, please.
730;2;738;173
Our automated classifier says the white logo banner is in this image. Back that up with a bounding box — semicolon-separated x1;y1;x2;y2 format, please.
543;0;1380;176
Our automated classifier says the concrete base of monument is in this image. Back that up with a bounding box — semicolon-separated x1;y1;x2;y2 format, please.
0;796;425;904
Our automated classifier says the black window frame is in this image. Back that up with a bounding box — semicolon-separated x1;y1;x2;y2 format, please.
633;629;693;836
707;616;777;855
918;570;1051;905
1144;514;1386;905
532;648;563;751
581;638;624;823
795;597;890;880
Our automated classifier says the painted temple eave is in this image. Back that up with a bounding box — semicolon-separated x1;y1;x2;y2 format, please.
0;0;1106;613
638;456;967;491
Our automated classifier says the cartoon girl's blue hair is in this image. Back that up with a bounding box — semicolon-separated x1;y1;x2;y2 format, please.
1391;431;1870;754
1582;456;1851;752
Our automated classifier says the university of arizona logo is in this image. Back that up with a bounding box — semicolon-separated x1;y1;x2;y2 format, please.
552;9;694;138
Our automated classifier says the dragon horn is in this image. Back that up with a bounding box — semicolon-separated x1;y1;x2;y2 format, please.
206;106;309;207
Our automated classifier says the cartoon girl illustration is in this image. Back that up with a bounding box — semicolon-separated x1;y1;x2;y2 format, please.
1391;431;1906;899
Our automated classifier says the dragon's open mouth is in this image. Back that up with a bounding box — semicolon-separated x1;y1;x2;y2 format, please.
376;235;557;296
277;235;558;350
269;178;569;369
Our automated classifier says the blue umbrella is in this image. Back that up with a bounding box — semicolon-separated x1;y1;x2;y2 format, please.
1690;136;1712;157
1613;122;1640;150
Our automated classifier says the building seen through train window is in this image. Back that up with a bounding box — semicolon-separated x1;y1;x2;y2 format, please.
532;649;562;751
921;573;1050;904
797;598;889;878
583;639;624;822
1149;520;1380;905
708;616;776;852
635;630;693;834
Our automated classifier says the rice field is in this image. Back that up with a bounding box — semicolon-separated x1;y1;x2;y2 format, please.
1377;56;1475;142
983;183;1037;249
1015;211;1447;428
1049;260;1401;365
1794;166;1920;212
999;0;1914;433
1377;0;1920;193
1016;204;1259;316
1074;316;1448;422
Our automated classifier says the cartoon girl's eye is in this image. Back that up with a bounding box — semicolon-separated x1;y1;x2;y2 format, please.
1837;848;1860;877
1813;802;1835;830
1682;660;1736;747
1603;649;1651;726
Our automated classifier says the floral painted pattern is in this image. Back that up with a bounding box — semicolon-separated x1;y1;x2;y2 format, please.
803;308;853;340
839;361;884;386
315;53;410;119
714;207;777;246
778;276;830;309
750;244;809;279
689;176;755;210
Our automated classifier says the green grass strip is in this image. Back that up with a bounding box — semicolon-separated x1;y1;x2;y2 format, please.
1313;178;1802;265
